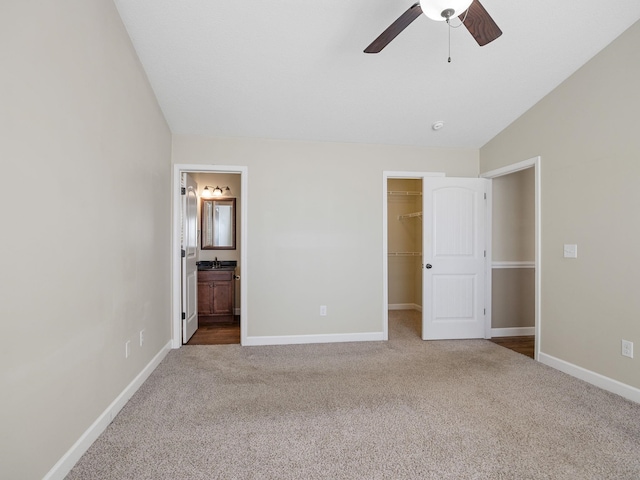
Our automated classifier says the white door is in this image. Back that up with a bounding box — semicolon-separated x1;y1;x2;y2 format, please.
182;174;198;343
422;178;488;340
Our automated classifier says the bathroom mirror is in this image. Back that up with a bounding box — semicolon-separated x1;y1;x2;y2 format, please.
201;198;236;250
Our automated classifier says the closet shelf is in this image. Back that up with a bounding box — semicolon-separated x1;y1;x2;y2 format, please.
387;191;422;196
398;211;422;220
388;252;422;257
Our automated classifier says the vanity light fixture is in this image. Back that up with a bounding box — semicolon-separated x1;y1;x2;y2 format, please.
202;185;231;197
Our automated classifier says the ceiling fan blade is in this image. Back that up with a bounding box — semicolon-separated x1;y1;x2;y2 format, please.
459;0;502;46
364;3;423;54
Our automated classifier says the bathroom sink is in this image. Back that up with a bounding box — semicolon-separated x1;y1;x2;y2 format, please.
196;260;237;270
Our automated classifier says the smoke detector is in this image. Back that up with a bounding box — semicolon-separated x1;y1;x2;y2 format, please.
432;121;445;131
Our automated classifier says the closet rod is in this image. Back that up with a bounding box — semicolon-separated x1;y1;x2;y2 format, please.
398;212;422;220
387;190;422;196
388;252;422;256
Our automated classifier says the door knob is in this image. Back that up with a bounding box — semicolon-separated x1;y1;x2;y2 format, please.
425;264;432;269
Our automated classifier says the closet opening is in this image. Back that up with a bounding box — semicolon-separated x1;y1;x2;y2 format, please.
386;178;423;339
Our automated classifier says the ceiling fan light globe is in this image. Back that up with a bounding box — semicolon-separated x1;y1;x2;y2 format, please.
420;0;473;21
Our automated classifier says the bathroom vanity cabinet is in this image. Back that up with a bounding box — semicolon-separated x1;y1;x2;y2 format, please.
198;268;235;324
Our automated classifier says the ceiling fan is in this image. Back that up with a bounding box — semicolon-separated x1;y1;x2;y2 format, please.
364;0;502;54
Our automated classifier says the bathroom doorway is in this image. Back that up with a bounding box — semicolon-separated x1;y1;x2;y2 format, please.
171;164;248;349
188;172;241;345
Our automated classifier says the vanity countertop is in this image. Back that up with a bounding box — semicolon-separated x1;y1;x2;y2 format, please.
197;266;235;271
196;260;237;271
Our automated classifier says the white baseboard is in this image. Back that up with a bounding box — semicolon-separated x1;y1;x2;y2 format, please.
491;327;535;337
44;341;172;480
389;303;422;311
243;331;385;346
539;352;640;404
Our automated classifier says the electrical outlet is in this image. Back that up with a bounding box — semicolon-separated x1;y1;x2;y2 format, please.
139;329;145;347
125;340;131;358
320;305;327;316
621;340;634;358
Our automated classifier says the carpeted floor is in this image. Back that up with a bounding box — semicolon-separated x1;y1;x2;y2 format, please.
67;311;640;479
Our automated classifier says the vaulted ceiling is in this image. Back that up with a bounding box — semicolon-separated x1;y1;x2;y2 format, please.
114;0;640;148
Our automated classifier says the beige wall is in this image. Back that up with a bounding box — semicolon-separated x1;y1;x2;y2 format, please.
0;1;172;478
481;21;640;388
173;136;478;337
492;269;535;329
492;168;535;262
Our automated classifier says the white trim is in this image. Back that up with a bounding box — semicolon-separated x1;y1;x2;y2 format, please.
481;157;536;178
382;174;389;341
480;156;541;360
491;327;535;337
244;332;385;346
492;261;535;269
43;341;172;480
539;352;640;404
171;164;249;349
384;171;446;179
388;303;422;311
484;179;493;339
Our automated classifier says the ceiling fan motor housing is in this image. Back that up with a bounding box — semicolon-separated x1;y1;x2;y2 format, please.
441;8;455;19
420;0;473;21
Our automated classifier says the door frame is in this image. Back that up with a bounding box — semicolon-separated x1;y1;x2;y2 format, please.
480;156;541;360
171;164;249;348
382;171;445;340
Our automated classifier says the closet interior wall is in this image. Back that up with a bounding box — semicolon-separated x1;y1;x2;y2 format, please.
387;179;423;311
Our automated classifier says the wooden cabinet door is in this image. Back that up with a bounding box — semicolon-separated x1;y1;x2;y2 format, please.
212;281;233;315
197;281;213;315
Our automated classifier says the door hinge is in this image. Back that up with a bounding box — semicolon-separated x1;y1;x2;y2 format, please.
484;192;487;200
181;187;186;195
181;249;186;258
484;250;486;258
484;308;486;315
182;312;186;320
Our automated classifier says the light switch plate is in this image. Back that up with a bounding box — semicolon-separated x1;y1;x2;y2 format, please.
563;244;578;258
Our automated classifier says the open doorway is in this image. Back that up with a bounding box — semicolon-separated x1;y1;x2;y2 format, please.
387;178;423;339
383;172;489;342
171;164;248;349
186;172;241;345
482;157;541;360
